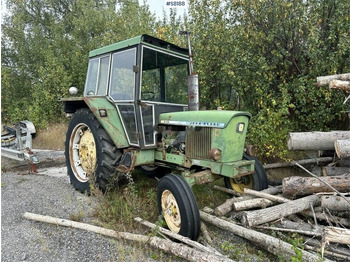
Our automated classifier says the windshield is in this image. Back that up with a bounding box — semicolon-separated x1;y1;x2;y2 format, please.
141;47;189;104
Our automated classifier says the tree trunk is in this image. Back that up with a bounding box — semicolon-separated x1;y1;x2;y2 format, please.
316;73;350;86
321;195;350;211
23;212;234;262
287;131;350;151
241;195;321;227
329;80;350;92
263;157;333;169
282;175;350;196
200;211;331;262
334;139;350;159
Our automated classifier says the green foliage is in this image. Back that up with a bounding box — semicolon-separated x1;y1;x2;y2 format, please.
2;0;349;158
188;0;349;159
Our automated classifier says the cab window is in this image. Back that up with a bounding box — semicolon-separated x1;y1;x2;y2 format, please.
109;48;136;101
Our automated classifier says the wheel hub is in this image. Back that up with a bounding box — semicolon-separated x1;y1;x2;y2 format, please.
230;175;253;193
161;190;181;233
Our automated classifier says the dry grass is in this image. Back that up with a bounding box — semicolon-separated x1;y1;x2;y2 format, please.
32;122;68;150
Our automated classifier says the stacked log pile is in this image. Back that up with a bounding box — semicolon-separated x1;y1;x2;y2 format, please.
211;175;350;261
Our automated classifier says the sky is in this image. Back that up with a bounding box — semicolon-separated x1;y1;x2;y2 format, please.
140;0;188;19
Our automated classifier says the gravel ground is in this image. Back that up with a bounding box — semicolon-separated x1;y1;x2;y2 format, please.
1;150;274;262
1;153;169;262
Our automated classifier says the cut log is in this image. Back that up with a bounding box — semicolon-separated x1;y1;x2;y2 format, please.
214;186;282;216
321;195;350;211
323;227;350;245
334;139;350;159
241;195;321;227
282;175;350;196
329;80;350;92
200;211;332;262
264;157;333;169
23;212;234;262
233;198;274;211
287;131;350;151
316;73;350;86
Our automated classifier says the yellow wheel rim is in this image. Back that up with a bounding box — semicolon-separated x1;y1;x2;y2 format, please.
70;124;97;182
229;175;253;193
161;190;181;233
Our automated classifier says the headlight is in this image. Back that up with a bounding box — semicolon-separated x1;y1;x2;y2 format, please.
210;148;222;161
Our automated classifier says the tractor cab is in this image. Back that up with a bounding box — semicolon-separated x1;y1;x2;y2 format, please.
83;35;189;148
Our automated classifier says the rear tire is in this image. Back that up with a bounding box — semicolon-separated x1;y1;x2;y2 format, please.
65;109;121;193
157;174;200;240
224;153;268;193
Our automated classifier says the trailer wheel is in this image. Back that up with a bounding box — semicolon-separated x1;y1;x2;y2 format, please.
157;174;200;240
65;109;121;193
224;153;268;193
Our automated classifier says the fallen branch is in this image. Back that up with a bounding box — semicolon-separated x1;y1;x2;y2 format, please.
23;212;234;262
213;185;242;196
200;211;331;262
134;217;223;257
214;186;282;216
255;225;322;237
263;157;333;169
200;222;212;244
233;198;273;211
244;188;289;204
305;244;350;261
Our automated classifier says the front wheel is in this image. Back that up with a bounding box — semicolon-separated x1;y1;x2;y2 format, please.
157;174;200;240
224;153;268;193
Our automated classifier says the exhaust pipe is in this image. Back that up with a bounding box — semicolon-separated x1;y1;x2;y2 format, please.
180;31;199;111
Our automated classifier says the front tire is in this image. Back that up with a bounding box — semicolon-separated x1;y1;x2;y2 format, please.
157;174;200;240
224;153;268;193
65;109;121;192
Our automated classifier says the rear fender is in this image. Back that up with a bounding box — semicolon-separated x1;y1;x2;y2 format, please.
83;97;129;148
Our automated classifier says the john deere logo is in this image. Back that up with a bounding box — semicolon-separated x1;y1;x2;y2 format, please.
236;122;245;133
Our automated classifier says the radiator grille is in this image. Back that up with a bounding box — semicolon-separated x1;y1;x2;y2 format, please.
185;127;211;159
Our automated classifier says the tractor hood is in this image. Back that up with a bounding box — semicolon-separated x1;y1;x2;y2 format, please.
159;110;251;129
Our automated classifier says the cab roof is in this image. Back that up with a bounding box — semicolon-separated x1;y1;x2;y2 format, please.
89;34;188;58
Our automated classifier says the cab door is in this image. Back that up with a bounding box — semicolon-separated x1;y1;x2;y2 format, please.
108;48;139;146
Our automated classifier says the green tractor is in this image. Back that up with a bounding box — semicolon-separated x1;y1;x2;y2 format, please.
62;34;268;240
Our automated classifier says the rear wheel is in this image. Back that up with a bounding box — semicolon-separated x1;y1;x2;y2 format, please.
65;109;121;192
157;174;200;240
224;153;268;193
